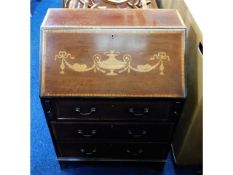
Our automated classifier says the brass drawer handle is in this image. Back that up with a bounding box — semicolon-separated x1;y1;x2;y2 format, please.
126;148;143;156
77;129;96;137
127;130;147;138
75;107;96;116
80;148;96;155
129;108;149;116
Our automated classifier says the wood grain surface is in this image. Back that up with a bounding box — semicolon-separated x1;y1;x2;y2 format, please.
40;9;186;98
42;9;185;28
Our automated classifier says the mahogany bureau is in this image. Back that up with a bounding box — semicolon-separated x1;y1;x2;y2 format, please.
40;9;186;169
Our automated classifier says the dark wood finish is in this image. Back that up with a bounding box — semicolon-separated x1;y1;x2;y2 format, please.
41;9;185;98
52;99;175;121
40;9;186;169
51;121;174;141
57;141;169;159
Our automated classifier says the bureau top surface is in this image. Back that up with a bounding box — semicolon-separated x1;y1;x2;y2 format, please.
41;9;185;28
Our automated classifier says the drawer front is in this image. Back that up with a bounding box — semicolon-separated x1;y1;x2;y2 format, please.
52;99;175;121
51;122;174;141
110;142;169;159
51;122;108;139
57;142;106;158
54;100;101;120
57;142;169;160
100;101;173;121
111;123;174;141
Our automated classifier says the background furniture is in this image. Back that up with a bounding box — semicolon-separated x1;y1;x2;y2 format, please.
157;0;203;166
62;0;158;8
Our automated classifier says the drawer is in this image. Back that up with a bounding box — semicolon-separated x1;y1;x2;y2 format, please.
54;100;101;120
57;142;106;158
57;141;169;160
51;99;175;121
51;122;108;139
111;123;174;141
110;142;169;159
51;122;174;141
102;101;173;121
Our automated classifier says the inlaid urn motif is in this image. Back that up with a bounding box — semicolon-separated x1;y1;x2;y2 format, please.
55;50;170;76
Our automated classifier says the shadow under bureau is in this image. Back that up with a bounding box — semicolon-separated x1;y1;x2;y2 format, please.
40;8;186;169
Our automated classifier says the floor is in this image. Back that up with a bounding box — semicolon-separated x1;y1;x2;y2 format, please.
30;0;200;174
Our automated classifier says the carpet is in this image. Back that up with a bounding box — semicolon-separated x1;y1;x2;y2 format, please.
30;0;199;174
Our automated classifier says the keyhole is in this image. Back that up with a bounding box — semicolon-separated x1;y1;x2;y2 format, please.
199;42;203;55
112;35;114;39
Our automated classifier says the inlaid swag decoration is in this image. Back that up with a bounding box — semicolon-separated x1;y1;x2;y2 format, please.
54;50;170;76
